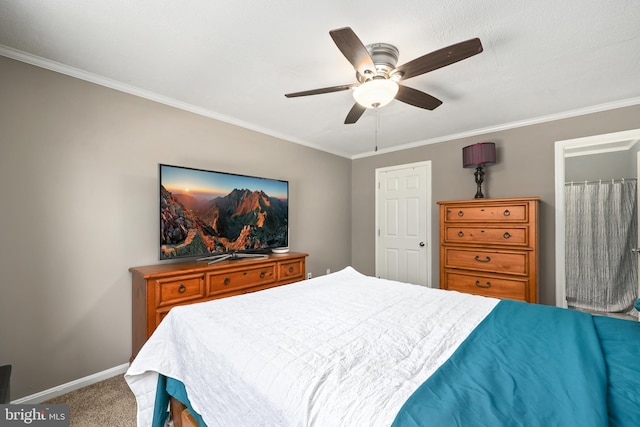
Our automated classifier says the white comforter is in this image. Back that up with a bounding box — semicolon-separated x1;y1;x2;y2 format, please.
126;267;498;427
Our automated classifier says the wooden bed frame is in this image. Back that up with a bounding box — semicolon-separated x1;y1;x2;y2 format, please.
170;397;196;427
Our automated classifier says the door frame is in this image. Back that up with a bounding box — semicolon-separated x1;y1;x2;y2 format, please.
554;129;640;307
375;160;432;286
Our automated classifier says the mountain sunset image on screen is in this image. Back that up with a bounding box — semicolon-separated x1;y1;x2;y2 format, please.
159;164;288;260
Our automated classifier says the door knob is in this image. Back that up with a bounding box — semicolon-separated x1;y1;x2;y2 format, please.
419;242;425;247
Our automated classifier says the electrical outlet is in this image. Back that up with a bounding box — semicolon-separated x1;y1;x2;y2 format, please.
307;272;312;280
326;269;331;275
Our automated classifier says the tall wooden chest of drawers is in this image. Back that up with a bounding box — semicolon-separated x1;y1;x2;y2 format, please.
438;197;539;303
129;252;307;360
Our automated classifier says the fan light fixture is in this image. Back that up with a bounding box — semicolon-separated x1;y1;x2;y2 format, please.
353;78;399;109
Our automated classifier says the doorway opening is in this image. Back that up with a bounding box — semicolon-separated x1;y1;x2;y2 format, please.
555;129;640;315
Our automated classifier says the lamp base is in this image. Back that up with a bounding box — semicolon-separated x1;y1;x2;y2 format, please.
474;166;485;199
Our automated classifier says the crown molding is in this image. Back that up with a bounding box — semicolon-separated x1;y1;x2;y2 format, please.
0;45;352;159
2;44;638;161
351;97;640;159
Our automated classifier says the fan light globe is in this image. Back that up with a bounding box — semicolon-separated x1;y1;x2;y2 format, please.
353;79;399;109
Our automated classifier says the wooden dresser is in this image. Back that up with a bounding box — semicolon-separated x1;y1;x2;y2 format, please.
130;252;307;360
438;197;539;303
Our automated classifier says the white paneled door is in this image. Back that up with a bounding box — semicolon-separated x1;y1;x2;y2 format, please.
375;161;431;286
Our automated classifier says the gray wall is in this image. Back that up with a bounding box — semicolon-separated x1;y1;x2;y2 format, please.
0;56;352;399
565;150;634;181
352;105;640;307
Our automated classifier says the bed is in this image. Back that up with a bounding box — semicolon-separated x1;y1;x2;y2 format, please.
125;267;640;426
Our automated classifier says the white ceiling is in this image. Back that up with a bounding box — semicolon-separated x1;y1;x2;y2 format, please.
1;1;639;158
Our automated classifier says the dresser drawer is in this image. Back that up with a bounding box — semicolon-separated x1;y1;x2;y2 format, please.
444;204;527;222
444;226;528;246
443;271;528;301
279;259;305;282
444;248;528;275
207;264;276;294
156;273;206;307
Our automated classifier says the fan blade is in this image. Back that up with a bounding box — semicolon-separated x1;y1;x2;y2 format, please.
395;85;443;110
285;84;354;98
329;27;375;77
345;103;366;124
394;38;483;81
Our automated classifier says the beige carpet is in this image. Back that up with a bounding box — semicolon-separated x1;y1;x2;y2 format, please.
44;374;136;426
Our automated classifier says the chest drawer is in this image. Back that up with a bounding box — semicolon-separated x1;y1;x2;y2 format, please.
279;259;305;282
444;226;528;246
207;264;276;294
444;247;528;275
443;271;528;301
444;204;527;222
156;273;206;307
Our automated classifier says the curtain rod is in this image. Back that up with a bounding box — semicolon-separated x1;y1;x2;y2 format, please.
564;178;637;185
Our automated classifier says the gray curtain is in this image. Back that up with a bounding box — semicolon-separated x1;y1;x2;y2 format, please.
565;179;638;313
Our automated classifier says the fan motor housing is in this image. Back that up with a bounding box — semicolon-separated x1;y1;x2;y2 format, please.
360;43;399;81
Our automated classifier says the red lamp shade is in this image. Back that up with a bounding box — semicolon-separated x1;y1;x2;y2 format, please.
462;142;496;168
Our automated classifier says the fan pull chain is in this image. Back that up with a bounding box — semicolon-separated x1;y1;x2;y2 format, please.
374;106;380;152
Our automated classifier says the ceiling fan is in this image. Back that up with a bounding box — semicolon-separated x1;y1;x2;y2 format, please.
285;27;483;124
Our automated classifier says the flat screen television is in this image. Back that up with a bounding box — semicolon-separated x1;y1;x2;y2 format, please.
159;164;288;263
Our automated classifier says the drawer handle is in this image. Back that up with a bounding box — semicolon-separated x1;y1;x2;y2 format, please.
178;284;186;294
503;232;511;239
474;255;491;263
503;209;511;216
259;271;266;279
288;266;294;273
475;280;492;289
457;231;464;237
223;277;230;285
457;210;464;217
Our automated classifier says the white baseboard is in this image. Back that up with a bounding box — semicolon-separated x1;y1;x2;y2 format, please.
11;363;130;404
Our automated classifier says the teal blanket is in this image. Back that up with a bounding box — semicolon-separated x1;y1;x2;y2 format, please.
593;315;640;426
392;300;640;427
153;375;207;427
